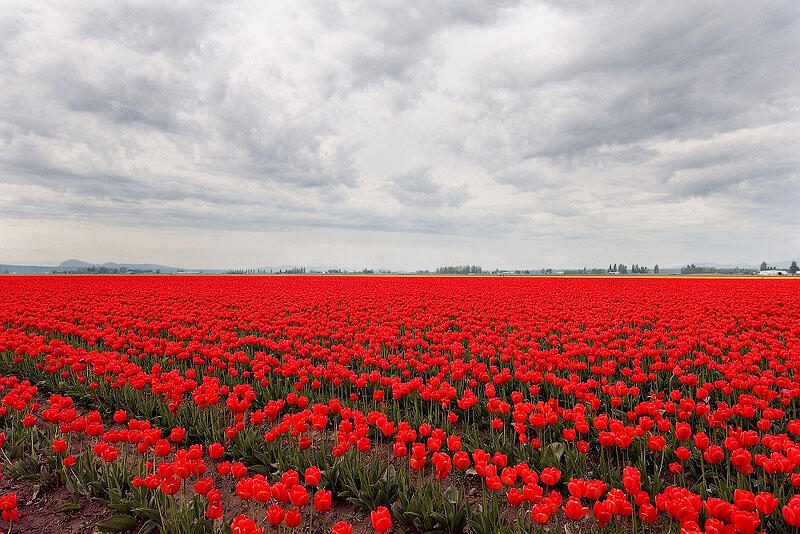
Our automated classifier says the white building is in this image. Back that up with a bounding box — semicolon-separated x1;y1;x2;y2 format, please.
759;270;788;276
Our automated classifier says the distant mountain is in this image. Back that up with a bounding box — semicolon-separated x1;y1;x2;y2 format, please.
57;259;197;273
1;259;226;274
1;259;350;274
58;259;94;269
0;264;58;274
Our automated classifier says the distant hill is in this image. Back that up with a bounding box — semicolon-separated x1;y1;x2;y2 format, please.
58;259;186;273
0;259;352;274
1;259;351;275
1;259;226;274
0;264;57;274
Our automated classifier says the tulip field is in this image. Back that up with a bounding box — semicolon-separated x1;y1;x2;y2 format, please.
0;275;799;534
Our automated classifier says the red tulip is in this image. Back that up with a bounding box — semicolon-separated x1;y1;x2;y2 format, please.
754;492;778;515
540;467;561;486
208;442;225;459
314;490;332;512
693;432;710;450
305;466;321;487
231;462;247;478
332;521;353;534
169;426;186;442
194;477;214;495
563;497;589;520
289;485;309;507
370;506;392;533
732;510;760;534
638;504;657;524
206;502;224;520
231;514;261;534
285;509;302;528
267;504;285;526
507;488;524;506
703;445;725;464
531;503;551;524
734;489;756;512
622;467;641;494
393;442;407;457
647;435;666;452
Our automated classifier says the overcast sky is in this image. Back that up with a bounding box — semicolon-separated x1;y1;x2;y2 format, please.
1;1;798;270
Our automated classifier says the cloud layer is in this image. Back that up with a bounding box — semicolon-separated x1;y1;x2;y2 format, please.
1;1;798;269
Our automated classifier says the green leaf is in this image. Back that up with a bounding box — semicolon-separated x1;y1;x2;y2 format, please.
96;514;137;532
55;503;81;513
442;485;460;505
138;519;159;534
249;464;271;475
108;502;132;512
132;507;161;521
548;442;565;461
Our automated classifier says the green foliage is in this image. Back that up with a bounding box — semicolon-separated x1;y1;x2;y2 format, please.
137;496;216;534
467;500;509;534
332;455;400;512
393;480;468;534
96;514;138;532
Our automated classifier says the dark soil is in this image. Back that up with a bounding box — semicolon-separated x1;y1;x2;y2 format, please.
0;477;143;534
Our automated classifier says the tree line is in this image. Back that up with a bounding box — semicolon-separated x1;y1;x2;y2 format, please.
607;264;655;274
434;265;483;275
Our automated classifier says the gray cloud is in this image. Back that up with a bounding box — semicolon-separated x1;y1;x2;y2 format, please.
386;167;470;208
77;1;226;55
0;0;798;268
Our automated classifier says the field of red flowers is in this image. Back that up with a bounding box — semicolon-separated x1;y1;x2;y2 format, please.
0;276;798;534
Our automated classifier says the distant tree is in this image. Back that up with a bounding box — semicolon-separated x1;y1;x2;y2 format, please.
612;264;617;272
618;264;628;274
435;265;482;275
790;260;799;274
682;264;717;275
654;264;659;274
760;261;768;271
